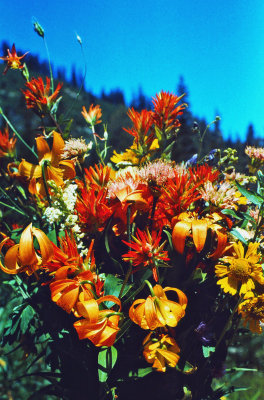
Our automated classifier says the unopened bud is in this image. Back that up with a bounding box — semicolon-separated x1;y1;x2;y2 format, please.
75;33;82;44
215;116;221;121
33;20;45;38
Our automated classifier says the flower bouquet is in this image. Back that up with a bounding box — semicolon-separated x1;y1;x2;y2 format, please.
0;25;264;400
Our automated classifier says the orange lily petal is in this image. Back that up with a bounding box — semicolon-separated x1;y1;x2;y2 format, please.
59;160;76;180
172;221;190;254
76;299;99;322
35;136;51;162
51;132;65;165
18;160;42;179
32;227;54;263
191;220;208;252
1;241;23;274
209;230;227;260
19;224;38;266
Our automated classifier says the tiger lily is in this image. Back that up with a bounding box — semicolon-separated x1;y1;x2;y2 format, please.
0;223;53;275
129;283;187;330
18;131;75;196
74;296;122;347
171;212;227;258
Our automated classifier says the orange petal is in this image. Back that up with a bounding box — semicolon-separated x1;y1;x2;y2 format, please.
209;230;227;260
191;220;208;252
172;221;190;254
18;160;42;179
76;299;99;322
59;160;76;180
51;132;65;165
32;227;54;264
1;243;23;274
163;287;188;309
57;286;79;313
35;136;51;162
19;224;38;266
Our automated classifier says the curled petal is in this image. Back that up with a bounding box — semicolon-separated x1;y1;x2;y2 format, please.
19;224;38;266
76;299;99;322
18;160;42;179
32;227;54;263
1;243;23;274
163;287;188;309
51;132;65;165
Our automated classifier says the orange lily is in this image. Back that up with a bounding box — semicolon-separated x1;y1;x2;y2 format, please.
143;332;180;372
0;223;53;275
129;283;187;330
171;212;227;258
0;44;28;74
74;296;122;347
18;131;75;196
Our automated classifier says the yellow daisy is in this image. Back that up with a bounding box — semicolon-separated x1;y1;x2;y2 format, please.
215;241;264;296
238;294;264;334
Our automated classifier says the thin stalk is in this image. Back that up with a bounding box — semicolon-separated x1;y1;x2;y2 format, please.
197;118;219;162
43;36;54;93
149;196;158;232
119;205;133;298
0;187;26;215
0;110;38;159
92;125;105;165
0;201;27;216
49;112;63;135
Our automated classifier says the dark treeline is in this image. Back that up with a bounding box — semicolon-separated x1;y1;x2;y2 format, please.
0;41;262;168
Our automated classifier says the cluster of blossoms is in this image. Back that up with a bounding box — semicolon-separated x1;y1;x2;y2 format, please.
1;42;264;399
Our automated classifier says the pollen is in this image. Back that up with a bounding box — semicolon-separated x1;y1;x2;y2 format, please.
229;259;250;280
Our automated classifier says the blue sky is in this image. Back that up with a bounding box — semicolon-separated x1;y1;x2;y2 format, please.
1;0;264;140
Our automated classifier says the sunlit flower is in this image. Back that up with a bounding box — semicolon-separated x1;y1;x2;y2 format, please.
82;104;102;127
22;77;63;117
122;228;170;282
172;212;227;258
0;223;53;275
238;294;264;333
129;284;187;330
83;163;115;190
124;108;154;144
0;125;16;158
138;160;176;193
143;332;180;372
0;44;28;74
18;131;75;196
215;242;264;296
245;146;264;162
74;296;121;347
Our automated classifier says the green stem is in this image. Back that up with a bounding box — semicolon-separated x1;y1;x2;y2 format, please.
43;36;54;93
197;118;218;162
0;111;38;159
119;205;133;297
41;162;52;207
0;186;26;214
0;200;27;216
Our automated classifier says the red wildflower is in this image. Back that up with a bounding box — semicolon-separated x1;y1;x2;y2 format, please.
22;77;63;116
124;108;154;145
152;91;186;135
0;125;16;158
122;228;170;282
76;187;112;234
0;44;28;74
188;164;220;186
82;104;102;127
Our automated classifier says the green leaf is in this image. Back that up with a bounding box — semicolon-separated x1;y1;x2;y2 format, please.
202;346;215;358
193;268;207;283
230;228;248;245
129;367;153;378
20;305;35;334
104;275;131;306
98;346;118;382
221;209;242;220
236;181;263;207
